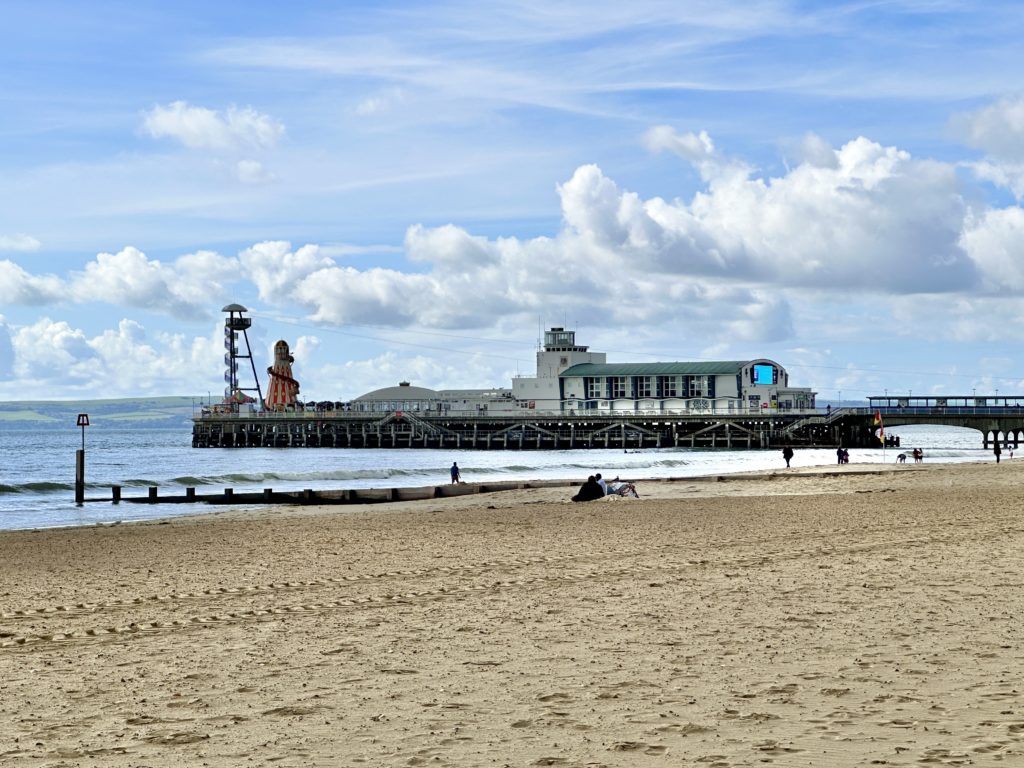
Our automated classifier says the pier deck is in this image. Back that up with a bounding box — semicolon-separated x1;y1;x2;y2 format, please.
191;409;870;450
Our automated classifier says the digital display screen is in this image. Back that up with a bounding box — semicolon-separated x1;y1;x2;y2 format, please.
753;364;774;385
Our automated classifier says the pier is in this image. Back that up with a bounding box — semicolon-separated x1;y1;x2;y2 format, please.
193;407;859;450
192;397;1024;451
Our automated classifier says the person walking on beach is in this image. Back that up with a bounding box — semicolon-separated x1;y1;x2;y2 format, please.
782;446;794;468
836;447;844;465
994;443;1002;464
450;461;461;483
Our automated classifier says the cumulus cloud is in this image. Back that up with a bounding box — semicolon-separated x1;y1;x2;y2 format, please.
9;124;1024;380
643;126;729;182
5;316;227;396
10;318;97;382
952;96;1024;162
0;260;65;305
69;248;196;319
960;206;1024;293
0;234;41;252
67;247;240;320
238;241;336;302
142;101;285;150
0;316;13;381
268;134;995;343
952;96;1024;199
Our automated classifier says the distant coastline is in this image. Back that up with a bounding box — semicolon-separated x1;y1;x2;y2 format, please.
0;396;198;430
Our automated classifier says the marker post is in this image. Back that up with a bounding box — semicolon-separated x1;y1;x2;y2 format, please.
75;413;90;505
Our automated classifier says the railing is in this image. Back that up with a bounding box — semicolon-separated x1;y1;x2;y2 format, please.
194;403;1024;422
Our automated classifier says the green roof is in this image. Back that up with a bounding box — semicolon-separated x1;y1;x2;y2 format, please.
561;361;749;377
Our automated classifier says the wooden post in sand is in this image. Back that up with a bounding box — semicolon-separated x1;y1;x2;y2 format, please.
75;413;90;505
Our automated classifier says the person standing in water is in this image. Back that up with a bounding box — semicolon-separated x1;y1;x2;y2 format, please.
450;462;461;483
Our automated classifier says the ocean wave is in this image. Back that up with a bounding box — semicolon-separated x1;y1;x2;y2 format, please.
165;467;449;486
0;481;74;494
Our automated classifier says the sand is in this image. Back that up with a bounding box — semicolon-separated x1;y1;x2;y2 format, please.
1;460;1023;767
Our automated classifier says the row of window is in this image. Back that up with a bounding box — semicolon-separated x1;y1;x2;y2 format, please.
582;375;713;400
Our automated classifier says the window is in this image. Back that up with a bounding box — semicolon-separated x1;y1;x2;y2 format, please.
636;376;652;398
585;377;603;399
609;376;627;398
660;375;679;398
687;376;709;397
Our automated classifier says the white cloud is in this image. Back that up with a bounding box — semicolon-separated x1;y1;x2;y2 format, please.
5;316;228;397
69;247;230;320
0;260;65;305
238;241;336;302
10;318;97;381
0;234;41;252
71;247;194;317
643;126;726;182
0;316;13;381
142;101;285;151
952;96;1024;162
236;159;274;184
354;87;407;116
952;96;1024;199
268;136;996;343
960;206;1024;293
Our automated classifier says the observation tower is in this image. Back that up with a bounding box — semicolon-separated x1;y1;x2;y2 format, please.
223;304;264;408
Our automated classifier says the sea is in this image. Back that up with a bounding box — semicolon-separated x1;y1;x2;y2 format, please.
0;424;994;531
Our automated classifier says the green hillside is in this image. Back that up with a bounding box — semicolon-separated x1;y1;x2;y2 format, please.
0;396;200;430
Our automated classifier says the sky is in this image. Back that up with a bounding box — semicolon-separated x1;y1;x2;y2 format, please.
4;0;1024;405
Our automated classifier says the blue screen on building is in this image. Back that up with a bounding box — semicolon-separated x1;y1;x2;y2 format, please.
753;364;774;385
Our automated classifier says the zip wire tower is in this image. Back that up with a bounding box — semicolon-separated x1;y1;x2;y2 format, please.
223;303;264;410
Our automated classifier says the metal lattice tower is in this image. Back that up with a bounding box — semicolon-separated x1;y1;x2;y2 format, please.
223;304;264;408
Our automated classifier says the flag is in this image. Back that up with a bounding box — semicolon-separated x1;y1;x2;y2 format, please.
873;409;885;444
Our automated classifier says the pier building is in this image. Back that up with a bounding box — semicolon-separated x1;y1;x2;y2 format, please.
345;327;815;416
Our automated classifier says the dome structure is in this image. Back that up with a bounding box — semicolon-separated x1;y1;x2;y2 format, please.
351;381;444;413
354;381;440;402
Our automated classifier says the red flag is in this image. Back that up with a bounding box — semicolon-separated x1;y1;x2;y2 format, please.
873;409;885;444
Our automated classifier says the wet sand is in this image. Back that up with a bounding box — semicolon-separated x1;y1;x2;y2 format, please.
1;460;1022;766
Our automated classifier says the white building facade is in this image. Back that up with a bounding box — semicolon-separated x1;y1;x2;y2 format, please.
351;328;815;415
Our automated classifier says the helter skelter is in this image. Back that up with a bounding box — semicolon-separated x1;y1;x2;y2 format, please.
265;339;300;411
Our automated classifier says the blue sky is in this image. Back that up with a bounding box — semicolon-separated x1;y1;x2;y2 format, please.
4;1;1024;404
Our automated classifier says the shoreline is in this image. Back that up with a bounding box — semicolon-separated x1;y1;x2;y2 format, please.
19;456;987;535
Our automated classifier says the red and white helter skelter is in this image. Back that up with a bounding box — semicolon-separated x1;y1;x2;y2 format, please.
265;339;300;411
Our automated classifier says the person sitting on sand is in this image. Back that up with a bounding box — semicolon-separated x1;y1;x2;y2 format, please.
607;479;640;498
594;473;607;495
572;475;605;502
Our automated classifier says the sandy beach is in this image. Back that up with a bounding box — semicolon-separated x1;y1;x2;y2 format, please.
1;460;1022;767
